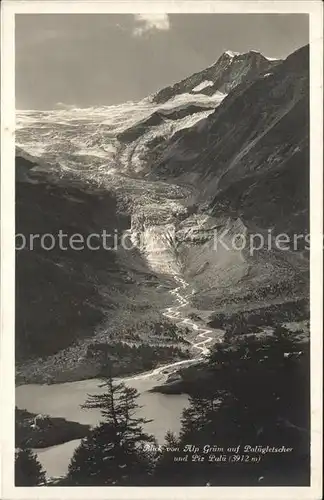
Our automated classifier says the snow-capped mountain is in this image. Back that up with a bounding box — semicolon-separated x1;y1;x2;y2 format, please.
113;50;283;174
16;45;309;307
150;45;309;229
16;45;308;243
152;49;281;104
16;50;280;182
15;44;309;387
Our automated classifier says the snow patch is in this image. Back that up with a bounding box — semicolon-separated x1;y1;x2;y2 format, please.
249;50;280;61
225;50;240;58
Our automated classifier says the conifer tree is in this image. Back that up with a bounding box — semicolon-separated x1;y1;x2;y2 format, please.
66;376;157;486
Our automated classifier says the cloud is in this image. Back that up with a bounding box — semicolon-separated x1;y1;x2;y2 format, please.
133;14;170;36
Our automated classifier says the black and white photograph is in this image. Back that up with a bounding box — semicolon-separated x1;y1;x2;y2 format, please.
0;1;323;498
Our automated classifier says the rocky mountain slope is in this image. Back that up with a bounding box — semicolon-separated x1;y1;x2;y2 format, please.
144;45;309;314
149;45;308;203
16;154;191;383
115;50;281;176
152;50;281;104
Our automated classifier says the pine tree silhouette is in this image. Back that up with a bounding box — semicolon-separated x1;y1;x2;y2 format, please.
154;431;183;485
66;375;157;486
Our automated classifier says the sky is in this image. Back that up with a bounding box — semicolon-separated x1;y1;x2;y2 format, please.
15;14;309;110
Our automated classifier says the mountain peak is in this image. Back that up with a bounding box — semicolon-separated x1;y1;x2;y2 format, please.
221;49;280;62
153;48;281;105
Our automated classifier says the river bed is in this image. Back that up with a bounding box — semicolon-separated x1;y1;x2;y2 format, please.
15;275;221;479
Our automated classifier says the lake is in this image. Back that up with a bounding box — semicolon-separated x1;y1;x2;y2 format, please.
16;374;189;478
